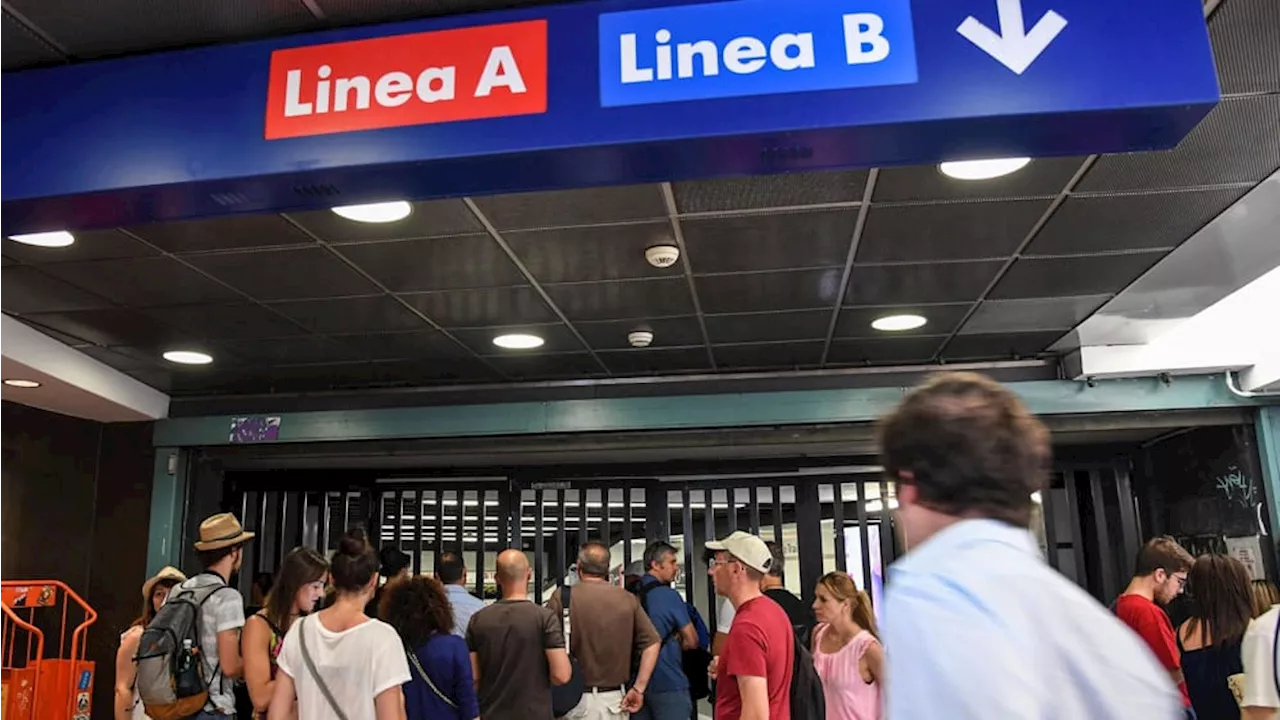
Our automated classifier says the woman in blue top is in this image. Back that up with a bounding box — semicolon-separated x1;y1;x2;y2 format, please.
382;575;480;720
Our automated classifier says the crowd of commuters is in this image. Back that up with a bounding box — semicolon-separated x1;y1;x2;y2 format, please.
115;371;1280;720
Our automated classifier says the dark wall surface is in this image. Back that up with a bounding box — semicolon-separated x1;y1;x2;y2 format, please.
1;401;154;718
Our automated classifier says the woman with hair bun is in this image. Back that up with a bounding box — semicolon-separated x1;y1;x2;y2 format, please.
811;572;883;720
268;529;411;720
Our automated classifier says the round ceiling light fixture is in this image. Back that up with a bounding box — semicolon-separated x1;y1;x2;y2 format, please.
628;329;654;348
163;350;214;365
493;333;545;350
3;379;41;388
871;314;927;332
939;157;1031;180
331;201;412;223
8;231;75;247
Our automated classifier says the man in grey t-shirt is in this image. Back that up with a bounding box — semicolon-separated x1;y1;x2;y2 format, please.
172;512;255;718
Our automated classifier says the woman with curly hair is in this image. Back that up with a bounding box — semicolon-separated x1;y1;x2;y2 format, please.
382;575;479;720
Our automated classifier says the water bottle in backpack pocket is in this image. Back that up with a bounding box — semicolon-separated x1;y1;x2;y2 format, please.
134;578;229;720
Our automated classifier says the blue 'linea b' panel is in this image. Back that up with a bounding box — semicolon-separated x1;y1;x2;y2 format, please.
0;0;1219;231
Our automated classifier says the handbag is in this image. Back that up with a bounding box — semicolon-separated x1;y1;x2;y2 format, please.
298;616;350;720
407;641;458;709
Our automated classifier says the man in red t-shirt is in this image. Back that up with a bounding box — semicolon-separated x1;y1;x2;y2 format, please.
1114;536;1195;712
707;531;794;720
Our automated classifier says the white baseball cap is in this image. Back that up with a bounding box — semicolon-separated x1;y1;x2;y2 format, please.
706;531;772;575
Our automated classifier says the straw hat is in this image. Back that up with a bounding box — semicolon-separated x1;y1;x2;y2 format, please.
193;512;255;551
142;566;186;600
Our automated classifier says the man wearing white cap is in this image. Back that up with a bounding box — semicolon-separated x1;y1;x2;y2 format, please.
707;531;794;720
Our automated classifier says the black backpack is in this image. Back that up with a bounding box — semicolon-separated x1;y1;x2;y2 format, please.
629;581;713;701
790;634;826;720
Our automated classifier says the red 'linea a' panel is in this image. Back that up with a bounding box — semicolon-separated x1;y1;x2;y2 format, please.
264;20;548;140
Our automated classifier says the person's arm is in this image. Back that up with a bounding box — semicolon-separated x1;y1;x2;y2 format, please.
242;615;276;712
863;639;885;684
266;670;298;720
214;590;247;680
736;675;770;720
374;685;407;720
712;596;735;657
623;642;661;712
542;606;572;686
114;628;141;720
678;622;698;650
1133;608;1184;688
452;638;481;720
1243;709;1279;720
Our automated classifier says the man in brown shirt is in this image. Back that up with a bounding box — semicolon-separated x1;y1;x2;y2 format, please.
548;542;661;719
469;549;573;720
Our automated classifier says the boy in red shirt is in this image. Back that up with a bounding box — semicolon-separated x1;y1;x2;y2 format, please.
1114;536;1195;714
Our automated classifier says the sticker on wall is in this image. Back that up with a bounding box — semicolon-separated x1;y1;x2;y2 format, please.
78;669;93;690
76;692;90;712
230;416;282;443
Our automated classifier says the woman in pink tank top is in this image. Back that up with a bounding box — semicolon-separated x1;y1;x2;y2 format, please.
811;572;884;720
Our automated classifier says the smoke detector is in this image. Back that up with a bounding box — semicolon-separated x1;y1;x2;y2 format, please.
628;330;655;348
645;244;680;268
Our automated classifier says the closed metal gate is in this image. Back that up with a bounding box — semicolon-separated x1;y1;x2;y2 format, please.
224;461;1134;609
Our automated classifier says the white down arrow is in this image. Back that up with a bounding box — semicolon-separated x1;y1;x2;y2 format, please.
957;0;1067;75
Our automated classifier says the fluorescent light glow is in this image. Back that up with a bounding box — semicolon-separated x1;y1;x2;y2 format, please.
1031;491;1043;504
871;314;927;332
8;231;75;247
939;157;1031;180
331;201;412;223
3;379;41;388
163;350;213;365
493;333;544;350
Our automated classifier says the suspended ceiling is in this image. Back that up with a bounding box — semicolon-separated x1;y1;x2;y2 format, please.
2;0;1278;405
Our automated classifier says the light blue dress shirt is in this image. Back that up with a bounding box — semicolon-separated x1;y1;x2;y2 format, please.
445;583;485;639
882;519;1182;720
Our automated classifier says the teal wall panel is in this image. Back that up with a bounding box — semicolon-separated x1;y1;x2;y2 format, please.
155;376;1263;448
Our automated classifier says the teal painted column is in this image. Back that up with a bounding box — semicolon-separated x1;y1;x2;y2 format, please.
146;447;189;575
1257;406;1280;561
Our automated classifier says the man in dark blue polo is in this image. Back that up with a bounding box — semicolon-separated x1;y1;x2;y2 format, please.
633;541;700;720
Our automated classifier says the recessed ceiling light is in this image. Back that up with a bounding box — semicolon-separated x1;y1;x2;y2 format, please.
7;231;75;247
331;201;412;223
871;314;927;332
163;350;214;365
493;333;544;350
1031;491;1043;504
939;157;1031;180
3;379;41;388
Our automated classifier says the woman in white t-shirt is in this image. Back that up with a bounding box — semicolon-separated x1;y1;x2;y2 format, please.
268;530;411;720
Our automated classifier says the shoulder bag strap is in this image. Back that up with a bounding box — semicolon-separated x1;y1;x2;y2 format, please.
298;616;351;720
406;642;458;709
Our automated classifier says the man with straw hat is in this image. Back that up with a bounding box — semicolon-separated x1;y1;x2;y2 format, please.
172;512;255;718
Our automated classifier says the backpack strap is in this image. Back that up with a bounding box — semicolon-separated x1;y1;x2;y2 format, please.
636;580;683;648
1272;611;1280;702
560;586;572;655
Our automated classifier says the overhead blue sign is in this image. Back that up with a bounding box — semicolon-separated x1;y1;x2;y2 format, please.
1;0;1219;232
598;0;918;107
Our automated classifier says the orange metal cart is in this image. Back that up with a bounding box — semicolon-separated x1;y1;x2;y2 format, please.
1;581;97;720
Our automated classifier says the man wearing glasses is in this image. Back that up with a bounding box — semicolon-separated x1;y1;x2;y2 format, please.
1115;536;1196;715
